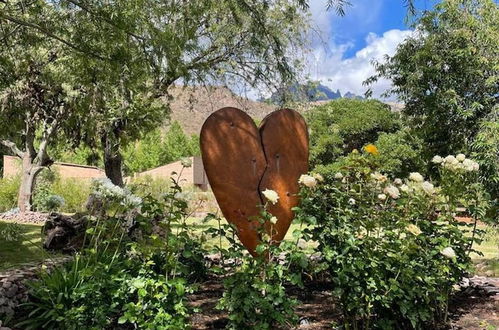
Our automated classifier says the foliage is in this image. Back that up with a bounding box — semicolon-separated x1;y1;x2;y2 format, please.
51;178;91;213
1;0;310;186
0;176;20;212
374;129;426;178
367;0;499;159
470;107;499;202
295;150;489;328
216;201;308;329
307;99;400;167
123;122;199;175
19;170;207;329
0;222;23;242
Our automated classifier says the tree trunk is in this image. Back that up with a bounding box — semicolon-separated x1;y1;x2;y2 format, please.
102;133;124;187
17;153;43;212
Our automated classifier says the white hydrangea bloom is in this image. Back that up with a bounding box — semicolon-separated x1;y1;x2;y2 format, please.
440;247;456;259
383;185;400;199
262;189;279;204
421;181;436;195
456;154;466;162
444;155;458;165
378;193;387;201
269;216;278;224
334;172;343;179
462;159;474;171
400;184;410;192
394;178;403;185
472;161;480;171
409;172;424;182
432;155;443;164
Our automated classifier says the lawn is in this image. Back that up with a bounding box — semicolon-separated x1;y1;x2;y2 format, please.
1;218;497;275
0;221;58;271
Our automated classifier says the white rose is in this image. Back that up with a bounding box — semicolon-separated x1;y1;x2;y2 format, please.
421;181;436;195
444;155;458;165
394;178;403;185
440;247;456;259
378;193;387;201
269;216;278;224
348;198;356;205
456;154;466;162
262;189;279;205
400;184;409;192
370;172;387;182
432;155;443;164
383;185;400;199
409;172;424;182
298;174;317;188
334;172;343;179
406;224;422;236
313;173;324;182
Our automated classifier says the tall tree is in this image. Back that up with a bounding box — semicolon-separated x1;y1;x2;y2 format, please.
0;4;84;210
1;0;310;186
366;0;499;158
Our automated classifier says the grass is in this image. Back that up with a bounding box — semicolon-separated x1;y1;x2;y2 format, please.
0;221;60;271
1;218;497;276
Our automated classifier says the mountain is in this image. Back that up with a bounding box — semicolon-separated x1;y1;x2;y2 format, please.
165;85;277;134
266;82;363;103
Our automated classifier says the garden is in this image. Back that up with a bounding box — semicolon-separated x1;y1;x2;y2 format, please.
0;0;498;329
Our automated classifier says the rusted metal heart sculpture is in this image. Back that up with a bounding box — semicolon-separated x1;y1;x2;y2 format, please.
200;107;309;255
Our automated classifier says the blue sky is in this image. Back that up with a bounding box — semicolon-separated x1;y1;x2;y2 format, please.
304;0;440;99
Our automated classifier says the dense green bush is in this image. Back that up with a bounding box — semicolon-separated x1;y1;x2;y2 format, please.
0;175;20;212
471;108;499;202
18;173;206;329
307;99;400;167
295;150;488;328
374;129;426;178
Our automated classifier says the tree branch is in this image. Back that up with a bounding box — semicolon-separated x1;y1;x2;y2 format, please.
0;12;108;61
0;139;24;158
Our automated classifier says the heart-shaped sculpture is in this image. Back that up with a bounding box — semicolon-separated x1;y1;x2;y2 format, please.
200;107;309;255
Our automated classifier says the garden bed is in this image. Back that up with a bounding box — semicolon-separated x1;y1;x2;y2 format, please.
187;275;499;329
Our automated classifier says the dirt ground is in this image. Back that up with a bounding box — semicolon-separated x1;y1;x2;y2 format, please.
188;276;499;329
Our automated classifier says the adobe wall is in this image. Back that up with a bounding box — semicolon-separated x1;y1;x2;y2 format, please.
2;156;105;180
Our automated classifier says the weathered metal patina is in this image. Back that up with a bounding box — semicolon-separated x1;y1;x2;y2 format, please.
200;107;309;255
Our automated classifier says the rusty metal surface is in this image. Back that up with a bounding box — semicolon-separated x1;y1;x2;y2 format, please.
200;107;266;255
200;107;309;255
259;108;309;243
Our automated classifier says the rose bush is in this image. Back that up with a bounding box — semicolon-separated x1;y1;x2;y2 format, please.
294;149;490;328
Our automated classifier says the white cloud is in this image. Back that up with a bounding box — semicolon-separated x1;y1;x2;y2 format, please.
308;29;413;99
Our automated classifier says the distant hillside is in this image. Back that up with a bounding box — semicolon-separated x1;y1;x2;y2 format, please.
165;85;277;134
266;82;363;103
163;85;402;135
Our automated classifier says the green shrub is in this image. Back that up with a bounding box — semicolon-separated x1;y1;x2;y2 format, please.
307;98;400;167
0;176;20;212
295;150;488;328
51;178;90;213
374;129;426;178
19;175;205;329
216;203;305;329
